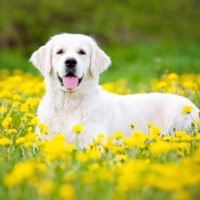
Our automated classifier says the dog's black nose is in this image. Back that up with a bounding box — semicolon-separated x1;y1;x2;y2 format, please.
65;58;77;68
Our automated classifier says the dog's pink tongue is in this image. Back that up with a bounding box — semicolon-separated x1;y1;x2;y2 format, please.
62;76;79;89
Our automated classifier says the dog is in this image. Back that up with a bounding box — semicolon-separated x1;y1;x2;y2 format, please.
30;33;199;147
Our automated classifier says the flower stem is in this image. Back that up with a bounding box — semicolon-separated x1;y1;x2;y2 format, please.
75;134;79;147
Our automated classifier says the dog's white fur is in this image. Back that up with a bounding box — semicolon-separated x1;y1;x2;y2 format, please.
30;33;199;147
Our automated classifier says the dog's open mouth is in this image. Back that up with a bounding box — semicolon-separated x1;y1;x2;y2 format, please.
58;73;83;90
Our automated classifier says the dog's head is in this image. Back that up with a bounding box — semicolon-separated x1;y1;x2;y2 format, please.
30;33;111;92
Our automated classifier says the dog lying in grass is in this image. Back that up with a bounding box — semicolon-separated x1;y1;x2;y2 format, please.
30;33;199;147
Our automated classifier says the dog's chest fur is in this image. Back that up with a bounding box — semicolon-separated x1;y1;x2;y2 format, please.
37;91;107;145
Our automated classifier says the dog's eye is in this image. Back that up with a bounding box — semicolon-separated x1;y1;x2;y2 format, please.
78;49;86;55
57;49;64;54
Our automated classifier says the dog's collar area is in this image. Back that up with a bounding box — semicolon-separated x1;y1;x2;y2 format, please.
57;73;83;90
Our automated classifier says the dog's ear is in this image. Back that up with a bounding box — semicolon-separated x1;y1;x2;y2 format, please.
90;42;111;78
30;42;52;76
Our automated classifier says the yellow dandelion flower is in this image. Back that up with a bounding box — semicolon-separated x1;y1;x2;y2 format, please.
194;120;200;125
72;125;84;134
113;132;124;140
25;133;38;141
0;137;12;146
115;154;128;161
147;123;153;128
27;127;33;132
162;136;172;141
178;89;184;96
66;144;75;153
88;163;99;171
13;101;21;107
3;161;34;187
129;123;135;129
0;107;7;114
176;150;184;157
181;105;193;114
157;81;167;90
41;128;49;134
150;126;161;135
28;117;40;126
27;113;35;118
175;131;187;137
20;116;27;121
12;94;22;101
102;83;115;93
86;148;102;160
111;145;124;154
76;152;88;163
53;133;65;141
166;87;175;93
7;128;17;135
38;123;46;131
1;117;12;128
94;138;103;146
37;180;54;195
97;133;105;139
88;142;95;148
23;141;34;148
16;137;26;144
167;73;178;81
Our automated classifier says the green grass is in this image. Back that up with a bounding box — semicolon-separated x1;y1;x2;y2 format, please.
0;43;200;91
103;43;200;90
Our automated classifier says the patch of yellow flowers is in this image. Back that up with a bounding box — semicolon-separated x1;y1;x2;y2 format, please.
0;69;200;200
152;73;200;95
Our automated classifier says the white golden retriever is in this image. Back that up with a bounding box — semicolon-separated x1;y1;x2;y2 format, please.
30;33;199;147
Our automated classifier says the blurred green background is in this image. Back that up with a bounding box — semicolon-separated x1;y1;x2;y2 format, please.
0;0;200;89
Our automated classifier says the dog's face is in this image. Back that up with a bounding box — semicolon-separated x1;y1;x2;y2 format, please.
52;35;92;91
30;33;111;92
